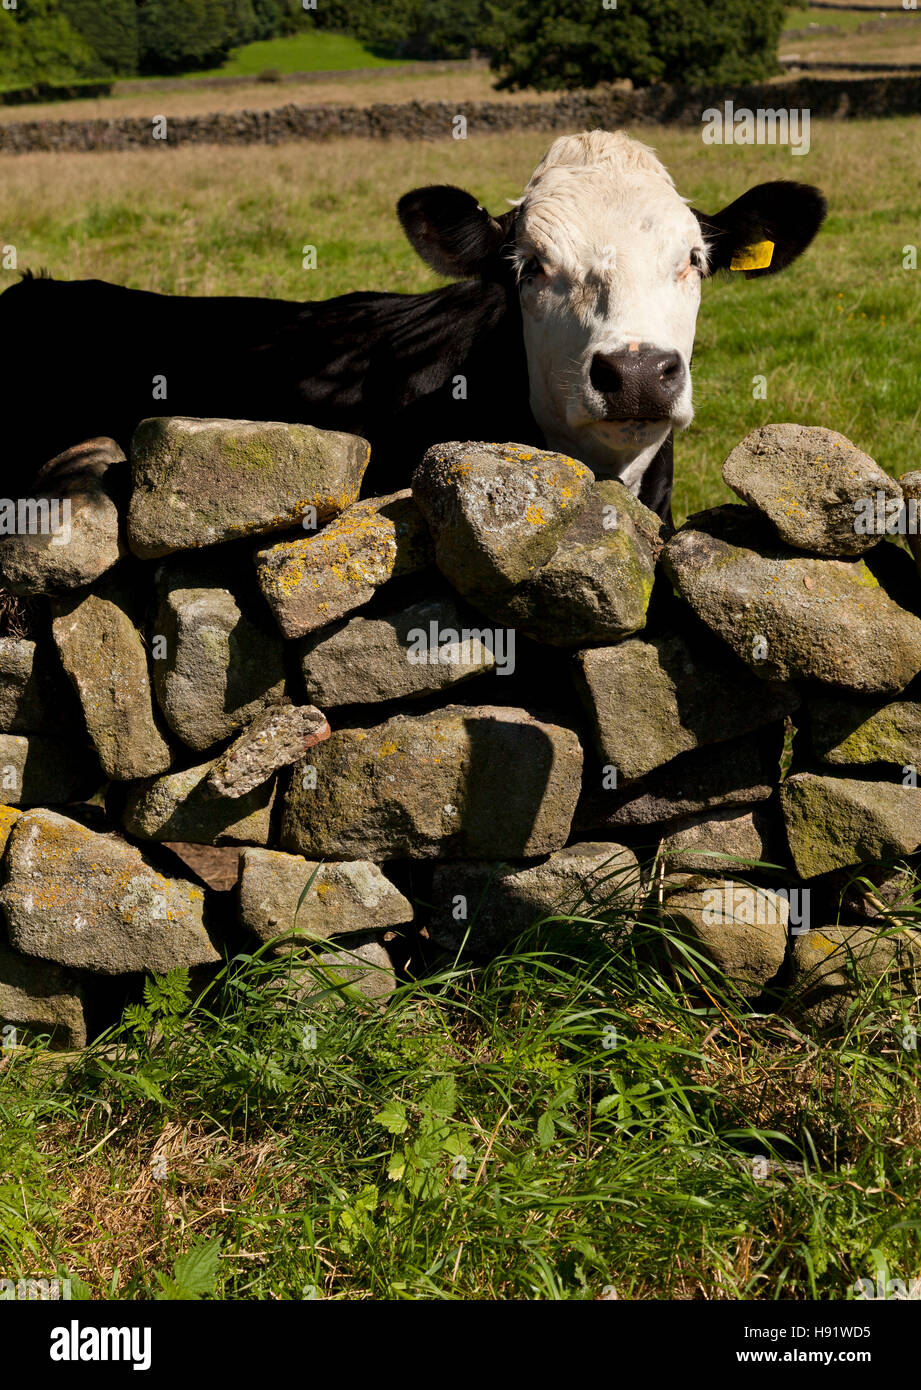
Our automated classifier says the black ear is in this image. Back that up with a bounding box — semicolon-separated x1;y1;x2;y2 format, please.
694;181;827;279
397;185;512;279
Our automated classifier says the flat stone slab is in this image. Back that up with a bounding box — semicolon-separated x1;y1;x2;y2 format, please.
152;557;287;753
123;760;275;846
256;490;433;639
808;697;921;767
0;809;217;975
789;923;921;1030
300;595;497;708
663;505;921;694
575;631;798;783
127;417;369;559
575;729;782;834
428;841;639;954
206;704;330;798
662;875;789;998
52;570;173;781
722;424;900;556
781;771;921;878
412;441;593;597
281;703;583;861
238;848;413;948
0;943;87;1050
660;806;776;874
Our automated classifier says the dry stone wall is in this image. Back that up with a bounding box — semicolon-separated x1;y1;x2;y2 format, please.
1;417;921;1050
0;76;919;155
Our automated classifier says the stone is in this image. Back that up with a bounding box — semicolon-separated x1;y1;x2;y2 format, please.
127;417;369;559
0;734;95;806
300;595;497;708
0;944;87;1049
661;875;789;997
238;848;413;948
51;569;173;780
721;424;900;556
206;704;330;798
470;480;663;646
0;804;21;852
0;637;73;734
574;729;782;834
255;489;433;639
575;632;798;783
808;696;921;767
428;842;640;954
281;704;583;861
789;923;921;1029
123;760;275;846
781;771;921;878
660;806;777;874
663;505;921;694
412;441;593;598
152;558;287;753
284;938;397;1005
0;438;126;594
0;809;217;975
898;471;921;579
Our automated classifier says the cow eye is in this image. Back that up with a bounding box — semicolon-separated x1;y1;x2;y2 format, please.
689;248;707;273
520;255;547;283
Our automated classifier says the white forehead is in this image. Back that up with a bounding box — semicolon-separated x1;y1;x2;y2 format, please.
514;130;700;272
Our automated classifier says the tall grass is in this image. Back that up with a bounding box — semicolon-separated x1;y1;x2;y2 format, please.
2;859;919;1300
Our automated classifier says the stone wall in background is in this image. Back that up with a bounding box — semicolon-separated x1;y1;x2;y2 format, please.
0;76;919;153
1;418;921;1051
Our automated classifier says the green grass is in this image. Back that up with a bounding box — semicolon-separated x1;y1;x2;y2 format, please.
784;8;878;33
169;31;410;80
2;865;919;1301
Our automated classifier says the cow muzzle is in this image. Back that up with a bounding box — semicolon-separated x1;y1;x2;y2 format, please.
589;343;687;421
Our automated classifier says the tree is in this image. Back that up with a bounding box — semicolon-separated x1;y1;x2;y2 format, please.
307;0;493;60
488;0;788;91
135;0;242;75
0;0;99;85
59;0;139;77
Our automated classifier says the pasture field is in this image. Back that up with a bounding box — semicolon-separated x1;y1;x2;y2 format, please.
1;118;918;523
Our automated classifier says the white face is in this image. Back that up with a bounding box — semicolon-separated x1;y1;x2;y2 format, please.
512;134;707;488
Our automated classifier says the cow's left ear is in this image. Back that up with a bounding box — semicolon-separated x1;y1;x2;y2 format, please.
694;181;827;278
398;185;512;279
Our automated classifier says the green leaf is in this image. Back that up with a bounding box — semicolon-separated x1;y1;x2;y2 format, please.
537;1110;556;1148
422;1074;456;1119
374;1101;409;1135
387;1152;407;1181
170;1236;222;1299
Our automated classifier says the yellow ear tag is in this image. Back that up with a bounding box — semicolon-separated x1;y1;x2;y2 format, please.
731;239;775;272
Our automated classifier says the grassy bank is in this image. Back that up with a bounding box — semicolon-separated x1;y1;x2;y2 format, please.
2;890;919;1300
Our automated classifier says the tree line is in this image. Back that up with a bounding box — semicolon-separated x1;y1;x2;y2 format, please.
1;0;788;90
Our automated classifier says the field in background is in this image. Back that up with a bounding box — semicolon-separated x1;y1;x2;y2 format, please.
1;118;918;524
0;65;549;124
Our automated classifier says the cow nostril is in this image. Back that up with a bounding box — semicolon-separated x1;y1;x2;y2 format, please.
658;351;684;384
590;353;622;395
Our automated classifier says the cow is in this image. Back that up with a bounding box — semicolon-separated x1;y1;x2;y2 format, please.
0;129;825;522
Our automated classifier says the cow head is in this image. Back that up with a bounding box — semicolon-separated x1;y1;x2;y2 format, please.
398;130;826;488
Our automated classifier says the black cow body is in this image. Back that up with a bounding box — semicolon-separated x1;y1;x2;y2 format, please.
1;272;543;497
